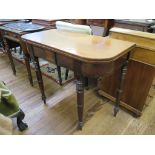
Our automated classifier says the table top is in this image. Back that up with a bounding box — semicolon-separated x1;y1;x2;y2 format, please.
22;29;135;62
115;19;155;26
0;22;45;34
4;22;45;32
0;19;19;26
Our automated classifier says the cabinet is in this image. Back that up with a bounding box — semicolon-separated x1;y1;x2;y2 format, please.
98;28;155;116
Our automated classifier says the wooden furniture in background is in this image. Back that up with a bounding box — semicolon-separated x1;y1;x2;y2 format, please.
114;19;155;32
86;19;114;36
32;19;69;28
69;19;114;36
21;29;135;129
98;27;155;116
0;20;19;49
0;22;46;86
69;19;87;25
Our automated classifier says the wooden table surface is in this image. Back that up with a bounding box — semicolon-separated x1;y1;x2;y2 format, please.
22;29;135;62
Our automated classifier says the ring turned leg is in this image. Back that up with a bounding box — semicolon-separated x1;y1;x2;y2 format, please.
76;77;84;130
3;38;16;75
114;53;130;116
17;109;28;131
33;57;46;104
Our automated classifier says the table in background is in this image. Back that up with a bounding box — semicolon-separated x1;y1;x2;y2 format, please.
0;22;46;86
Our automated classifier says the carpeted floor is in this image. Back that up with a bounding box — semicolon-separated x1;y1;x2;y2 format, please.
11;47;74;85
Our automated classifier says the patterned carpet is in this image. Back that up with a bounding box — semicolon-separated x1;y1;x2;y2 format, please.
5;47;74;85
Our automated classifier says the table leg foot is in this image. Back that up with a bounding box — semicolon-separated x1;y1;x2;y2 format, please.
77;121;83;130
17;109;28;131
114;106;119;117
42;96;46;104
13;71;16;76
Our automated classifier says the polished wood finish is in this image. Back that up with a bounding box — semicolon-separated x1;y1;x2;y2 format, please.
114;19;155;32
22;29;135;128
22;29;134;61
98;27;155;116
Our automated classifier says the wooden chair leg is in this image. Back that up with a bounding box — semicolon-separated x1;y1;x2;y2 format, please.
17;109;28;131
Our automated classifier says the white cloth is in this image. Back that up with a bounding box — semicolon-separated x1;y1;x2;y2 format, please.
56;21;92;35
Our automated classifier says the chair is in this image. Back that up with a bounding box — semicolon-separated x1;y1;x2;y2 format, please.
0;81;28;131
55;21;92;84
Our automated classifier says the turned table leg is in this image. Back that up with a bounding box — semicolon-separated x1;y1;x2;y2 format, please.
54;53;62;85
20;41;33;86
24;53;33;86
33;56;46;104
76;76;84;130
114;52;130;116
65;69;69;80
27;45;46;104
3;38;16;75
56;65;62;85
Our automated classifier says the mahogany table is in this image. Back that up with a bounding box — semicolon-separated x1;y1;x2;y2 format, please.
0;22;45;86
21;29;135;129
